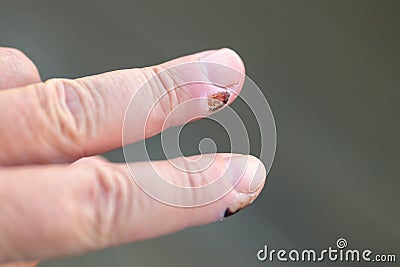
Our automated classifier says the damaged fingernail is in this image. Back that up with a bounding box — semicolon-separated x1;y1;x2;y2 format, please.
222;155;267;219
208;91;230;111
224;193;257;218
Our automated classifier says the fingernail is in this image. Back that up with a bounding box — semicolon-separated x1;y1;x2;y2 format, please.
198;48;244;88
224;192;257;217
249;158;268;192
226;155;267;192
223;155;267;217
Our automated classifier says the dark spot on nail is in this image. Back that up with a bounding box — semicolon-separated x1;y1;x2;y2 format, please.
224;207;243;217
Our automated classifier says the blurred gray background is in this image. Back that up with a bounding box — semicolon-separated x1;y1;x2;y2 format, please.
1;0;399;266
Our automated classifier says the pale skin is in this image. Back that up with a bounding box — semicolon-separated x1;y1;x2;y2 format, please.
0;47;267;266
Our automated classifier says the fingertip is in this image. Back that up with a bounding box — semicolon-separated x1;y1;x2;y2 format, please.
198;48;245;74
225;154;267;195
222;154;266;218
198;48;245;87
0;47;41;89
248;156;267;193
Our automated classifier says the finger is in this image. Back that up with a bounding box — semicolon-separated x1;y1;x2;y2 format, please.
0;48;245;165
0;260;39;267
0;47;41;89
0;154;266;263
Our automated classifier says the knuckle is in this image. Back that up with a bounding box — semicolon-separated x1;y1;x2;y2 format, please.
37;78;97;158
144;66;183;118
80;162;132;246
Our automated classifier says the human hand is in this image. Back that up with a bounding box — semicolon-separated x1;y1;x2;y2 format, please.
0;47;266;264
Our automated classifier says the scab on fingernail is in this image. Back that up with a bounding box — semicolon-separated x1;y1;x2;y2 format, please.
208;91;230;112
223;193;257;218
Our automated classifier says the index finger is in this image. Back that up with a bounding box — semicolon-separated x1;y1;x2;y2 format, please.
0;48;245;165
